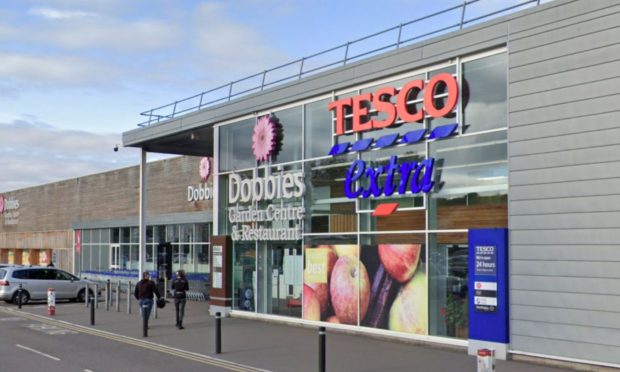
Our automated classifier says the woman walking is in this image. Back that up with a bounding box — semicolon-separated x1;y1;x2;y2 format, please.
171;270;189;329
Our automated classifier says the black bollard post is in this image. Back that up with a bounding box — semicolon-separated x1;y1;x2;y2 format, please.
142;304;149;337
215;312;221;354
17;284;23;309
90;296;95;325
319;326;326;372
106;279;111;311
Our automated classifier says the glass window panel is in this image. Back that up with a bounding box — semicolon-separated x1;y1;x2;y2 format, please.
233;242;256;311
429;131;508;230
305;158;357;234
195;224;210;243
146;226;153;244
121;228;130;244
219;118;255;171
100;244;110;271
272;106;302;164
305;98;333;159
99;229;110;244
82;230;91;244
196;244;209;273
120;245;130;270
130;227;139;243
428;232;468;339
111;228;120;244
180;224;193;243
82;245;92;271
462;53;507;133
155;225;166;244
167;225;179;243
129;244;139;270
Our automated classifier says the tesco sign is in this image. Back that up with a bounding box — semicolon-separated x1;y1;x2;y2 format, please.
328;73;458;135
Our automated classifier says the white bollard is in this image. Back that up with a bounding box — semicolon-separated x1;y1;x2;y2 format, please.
47;288;56;316
477;349;495;372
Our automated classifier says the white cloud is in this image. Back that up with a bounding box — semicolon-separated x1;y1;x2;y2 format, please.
0;52;119;87
0;117;139;192
192;3;289;76
29;7;99;20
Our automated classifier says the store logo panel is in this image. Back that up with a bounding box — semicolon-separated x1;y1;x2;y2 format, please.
327;73;460;216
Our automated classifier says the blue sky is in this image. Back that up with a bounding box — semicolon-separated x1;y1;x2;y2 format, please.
0;0;547;192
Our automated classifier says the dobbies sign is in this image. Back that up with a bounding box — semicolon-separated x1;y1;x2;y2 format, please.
187;157;213;202
0;194;20;225
328;73;459;216
228;114;305;241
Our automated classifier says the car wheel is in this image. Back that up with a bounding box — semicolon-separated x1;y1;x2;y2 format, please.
12;291;29;305
77;289;93;303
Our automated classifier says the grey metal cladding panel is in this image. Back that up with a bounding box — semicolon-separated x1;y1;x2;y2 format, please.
510;75;620;113
510;178;620;201
508;0;614;34
510;161;620;185
511;275;620;296
511;335;620;365
419;23;507;60
511;261;620;279
510;145;620;172
510;228;620;245
509;5;620;54
510;245;620;261
509;42;620;84
512;304;620;329
510;1;620;43
510;59;620;98
511;289;620;312
510;127;620;157
510;27;620;69
509;111;619;142
510;212;620;230
509;94;620;127
513;320;620;347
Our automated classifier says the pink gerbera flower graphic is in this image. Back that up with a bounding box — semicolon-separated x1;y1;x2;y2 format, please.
252;115;277;162
199;157;211;181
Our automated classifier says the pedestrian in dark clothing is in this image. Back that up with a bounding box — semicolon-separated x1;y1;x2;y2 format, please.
134;271;161;321
171;270;189;329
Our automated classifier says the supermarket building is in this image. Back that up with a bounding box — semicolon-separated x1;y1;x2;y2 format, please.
3;0;620;368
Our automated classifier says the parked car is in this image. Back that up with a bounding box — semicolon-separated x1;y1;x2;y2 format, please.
0;266;96;304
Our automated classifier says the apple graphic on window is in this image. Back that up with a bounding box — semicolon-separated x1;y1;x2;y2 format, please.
329;255;370;325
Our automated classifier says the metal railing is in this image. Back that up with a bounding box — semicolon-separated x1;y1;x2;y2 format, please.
137;0;543;127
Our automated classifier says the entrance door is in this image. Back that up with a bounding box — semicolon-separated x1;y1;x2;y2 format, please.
257;242;302;318
109;244;120;270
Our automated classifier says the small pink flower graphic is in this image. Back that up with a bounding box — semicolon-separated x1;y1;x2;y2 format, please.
0;195;4;213
252;115;278;162
199;157;211;181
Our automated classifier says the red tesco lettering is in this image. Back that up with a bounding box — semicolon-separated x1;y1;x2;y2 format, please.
328;73;458;135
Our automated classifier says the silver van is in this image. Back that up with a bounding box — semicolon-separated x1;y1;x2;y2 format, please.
0;266;95;304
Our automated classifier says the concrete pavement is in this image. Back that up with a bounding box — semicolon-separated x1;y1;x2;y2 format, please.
0;297;583;372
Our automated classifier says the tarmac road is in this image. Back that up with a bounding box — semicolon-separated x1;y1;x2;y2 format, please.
0;303;264;372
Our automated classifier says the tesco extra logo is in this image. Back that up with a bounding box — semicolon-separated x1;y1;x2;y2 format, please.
327;73;460;217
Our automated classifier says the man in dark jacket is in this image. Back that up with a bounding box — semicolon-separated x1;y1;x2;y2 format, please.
134;271;161;321
171;270;189;329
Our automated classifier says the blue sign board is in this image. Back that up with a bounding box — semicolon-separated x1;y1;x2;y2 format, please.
468;228;509;343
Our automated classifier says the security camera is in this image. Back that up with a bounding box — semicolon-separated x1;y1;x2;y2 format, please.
113;145;119;152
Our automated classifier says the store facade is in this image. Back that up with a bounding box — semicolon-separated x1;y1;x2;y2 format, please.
125;0;620;366
0;156;213;288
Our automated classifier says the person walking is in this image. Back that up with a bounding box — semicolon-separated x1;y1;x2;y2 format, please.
171;270;189;329
134;271;161;323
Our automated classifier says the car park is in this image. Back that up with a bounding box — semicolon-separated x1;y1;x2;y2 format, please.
0;266;96;304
